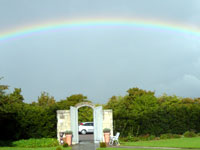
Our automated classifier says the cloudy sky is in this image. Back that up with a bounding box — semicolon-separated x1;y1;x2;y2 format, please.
1;0;200;103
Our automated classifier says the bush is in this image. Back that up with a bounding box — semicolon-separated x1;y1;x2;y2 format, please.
139;134;156;141
100;142;106;148
148;135;156;140
120;136;139;142
0;140;13;147
138;134;149;141
63;143;68;147
160;133;181;139
183;131;197;137
103;128;111;133
172;134;181;138
154;137;160;140
56;146;63;150
65;130;72;135
160;133;173;139
12;138;59;148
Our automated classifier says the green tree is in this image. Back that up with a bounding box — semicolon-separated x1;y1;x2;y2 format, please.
8;88;24;103
0;77;8;99
37;92;55;107
78;106;93;122
56;94;88;110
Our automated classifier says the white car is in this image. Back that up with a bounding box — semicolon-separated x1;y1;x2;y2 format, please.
79;122;94;134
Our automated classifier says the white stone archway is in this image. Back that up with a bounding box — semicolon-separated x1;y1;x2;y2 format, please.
57;102;113;144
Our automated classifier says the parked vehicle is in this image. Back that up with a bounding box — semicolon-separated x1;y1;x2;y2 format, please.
79;122;94;134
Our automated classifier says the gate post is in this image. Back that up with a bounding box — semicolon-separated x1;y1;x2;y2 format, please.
94;106;103;143
70;106;79;144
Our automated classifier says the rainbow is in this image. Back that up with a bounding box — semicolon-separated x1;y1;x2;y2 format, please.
0;18;200;42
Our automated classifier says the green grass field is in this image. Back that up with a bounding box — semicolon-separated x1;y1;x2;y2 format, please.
97;147;191;150
121;137;200;148
0;147;71;150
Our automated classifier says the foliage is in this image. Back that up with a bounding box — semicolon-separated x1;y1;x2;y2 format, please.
12;138;59;148
105;88;200;137
103;128;111;133
183;131;197;137
160;133;181;139
0;77;8;96
138;134;156;141
120;136;139;142
120;134;157;142
0;140;13;147
55;146;63;150
65;131;72;135
0;87;90;141
1;83;200;142
37;92;55;107
99;142;106;148
62;143;68;147
78;106;93;122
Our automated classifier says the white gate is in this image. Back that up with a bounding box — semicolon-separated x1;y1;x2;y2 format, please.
94;106;103;143
70;106;78;144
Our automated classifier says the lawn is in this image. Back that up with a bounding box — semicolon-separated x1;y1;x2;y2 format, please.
98;149;193;150
0;147;71;150
121;137;200;148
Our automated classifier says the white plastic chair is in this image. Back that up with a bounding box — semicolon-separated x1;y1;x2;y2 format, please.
109;132;120;145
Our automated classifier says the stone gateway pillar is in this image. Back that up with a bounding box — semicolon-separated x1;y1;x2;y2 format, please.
57;102;113;144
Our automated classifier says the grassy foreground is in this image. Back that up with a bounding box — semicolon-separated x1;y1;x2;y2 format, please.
0;147;71;150
121;137;200;148
98;149;193;150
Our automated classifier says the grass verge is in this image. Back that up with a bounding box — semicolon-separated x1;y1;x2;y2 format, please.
12;138;59;147
121;137;200;148
97;147;194;150
0;147;71;150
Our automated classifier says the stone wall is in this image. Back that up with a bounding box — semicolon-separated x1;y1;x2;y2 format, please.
102;109;113;141
57;110;71;142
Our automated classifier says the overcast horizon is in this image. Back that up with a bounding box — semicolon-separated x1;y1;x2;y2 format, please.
1;0;200;103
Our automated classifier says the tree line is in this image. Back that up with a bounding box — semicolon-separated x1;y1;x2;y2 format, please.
0;79;93;141
104;88;200;136
1;79;200;141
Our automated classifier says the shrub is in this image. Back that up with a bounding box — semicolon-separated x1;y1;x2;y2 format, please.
154;137;160;140
63;143;68;147
12;138;59;148
172;134;181;138
120;136;139;142
160;133;173;139
137;134;156;141
0;140;13;147
160;133;181;139
56;146;63;150
139;134;153;141
183;131;197;137
103;128;111;133
100;142;106;148
65;130;72;135
148;135;156;140
138;134;148;141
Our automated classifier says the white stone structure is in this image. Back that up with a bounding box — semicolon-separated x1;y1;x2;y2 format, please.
57;102;113;144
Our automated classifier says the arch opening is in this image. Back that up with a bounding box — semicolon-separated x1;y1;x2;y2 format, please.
78;106;94;142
